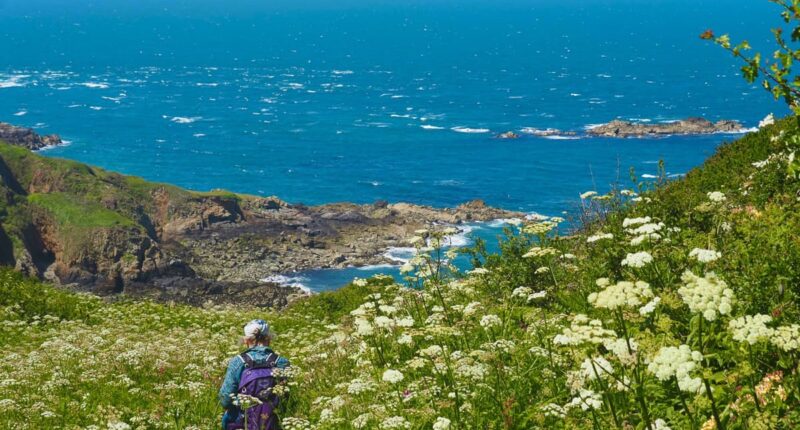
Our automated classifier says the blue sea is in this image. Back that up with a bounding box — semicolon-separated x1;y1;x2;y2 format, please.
0;0;788;290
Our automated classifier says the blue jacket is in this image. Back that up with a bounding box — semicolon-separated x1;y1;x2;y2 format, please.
218;346;290;410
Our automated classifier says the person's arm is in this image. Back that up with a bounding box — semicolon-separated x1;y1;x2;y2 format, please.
218;356;244;409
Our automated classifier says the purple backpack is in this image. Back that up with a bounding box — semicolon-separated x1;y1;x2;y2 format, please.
227;352;281;430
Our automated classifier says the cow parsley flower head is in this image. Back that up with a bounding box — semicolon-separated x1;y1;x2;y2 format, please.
480;314;502;329
380;416;411;429
382;369;404;384
647;345;704;393
678;271;734;321
587;232;613;243
541;403;567;418
689;248;722;263
432;417;451;430
588;280;653;310
553;314;616;346
565;388;603;411
580;356;615;381
707;191;727;203
639;297;661;315
603;337;638;365
729;314;774;345
653;419;672;430
621;251;653;268
771;325;800;351
622;216;652;228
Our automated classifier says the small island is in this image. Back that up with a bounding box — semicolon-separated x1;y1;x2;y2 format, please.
586;117;744;138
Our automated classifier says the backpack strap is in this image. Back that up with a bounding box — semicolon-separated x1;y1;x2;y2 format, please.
239;352;255;368
240;351;280;369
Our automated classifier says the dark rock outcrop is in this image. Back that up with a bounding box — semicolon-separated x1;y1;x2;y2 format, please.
0;122;62;150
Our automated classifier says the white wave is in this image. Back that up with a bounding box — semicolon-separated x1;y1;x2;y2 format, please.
544;135;581;140
390;114;414;119
435;179;462;186
261;274;312;294
0;75;28;89
165;115;202;124
390;95;406;99
444;225;475;247
421;124;445;130
36;139;71;152
193;133;206;138
332;70;354;75
383;247;416;264
584;123;604;130
67;104;82;108
487;218;524;228
570;93;581;97
641;174;658;179
89;106;103;111
80;82;110;89
719;127;758;134
525;212;551;221
451;126;490;134
357;263;395;271
196;82;219;87
13;110;27;116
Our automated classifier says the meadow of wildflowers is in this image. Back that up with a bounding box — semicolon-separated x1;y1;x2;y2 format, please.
3;117;800;429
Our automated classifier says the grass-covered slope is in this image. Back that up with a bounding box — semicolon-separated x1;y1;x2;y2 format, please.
0;141;250;289
2;118;800;429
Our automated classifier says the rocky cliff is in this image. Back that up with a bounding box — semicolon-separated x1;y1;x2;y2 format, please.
0;130;522;307
0;122;62;150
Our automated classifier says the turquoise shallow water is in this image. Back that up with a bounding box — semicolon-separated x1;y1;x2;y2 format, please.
0;0;788;290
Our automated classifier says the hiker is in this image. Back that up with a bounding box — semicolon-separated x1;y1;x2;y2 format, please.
219;319;290;430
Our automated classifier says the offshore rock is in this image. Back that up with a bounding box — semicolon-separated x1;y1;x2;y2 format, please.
586;117;744;138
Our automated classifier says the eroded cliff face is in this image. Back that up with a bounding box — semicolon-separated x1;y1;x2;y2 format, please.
0;132;522;308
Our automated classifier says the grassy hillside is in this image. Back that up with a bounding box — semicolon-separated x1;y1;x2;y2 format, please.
2;118;800;429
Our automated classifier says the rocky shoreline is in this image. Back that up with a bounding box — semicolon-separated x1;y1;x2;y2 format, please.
0;125;523;308
0;122;63;150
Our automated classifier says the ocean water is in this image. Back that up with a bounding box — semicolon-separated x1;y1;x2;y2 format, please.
0;0;788;291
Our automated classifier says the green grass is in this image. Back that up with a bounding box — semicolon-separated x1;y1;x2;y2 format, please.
27;193;137;229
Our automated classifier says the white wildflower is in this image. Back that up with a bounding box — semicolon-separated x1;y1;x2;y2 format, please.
588;280;653;310
771;325;800;351
541;403;566;418
479;314;502;329
639;297;661;315
382;369;404;384
553;314;615;346
678;271;734;321
647;345;704;393
707;191;726;203
621;251;653;268
432;417;451;430
689;248;722;263
380;416;411;429
622;216;652;227
729;314;774;345
587;233;614;243
580;191;598;199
